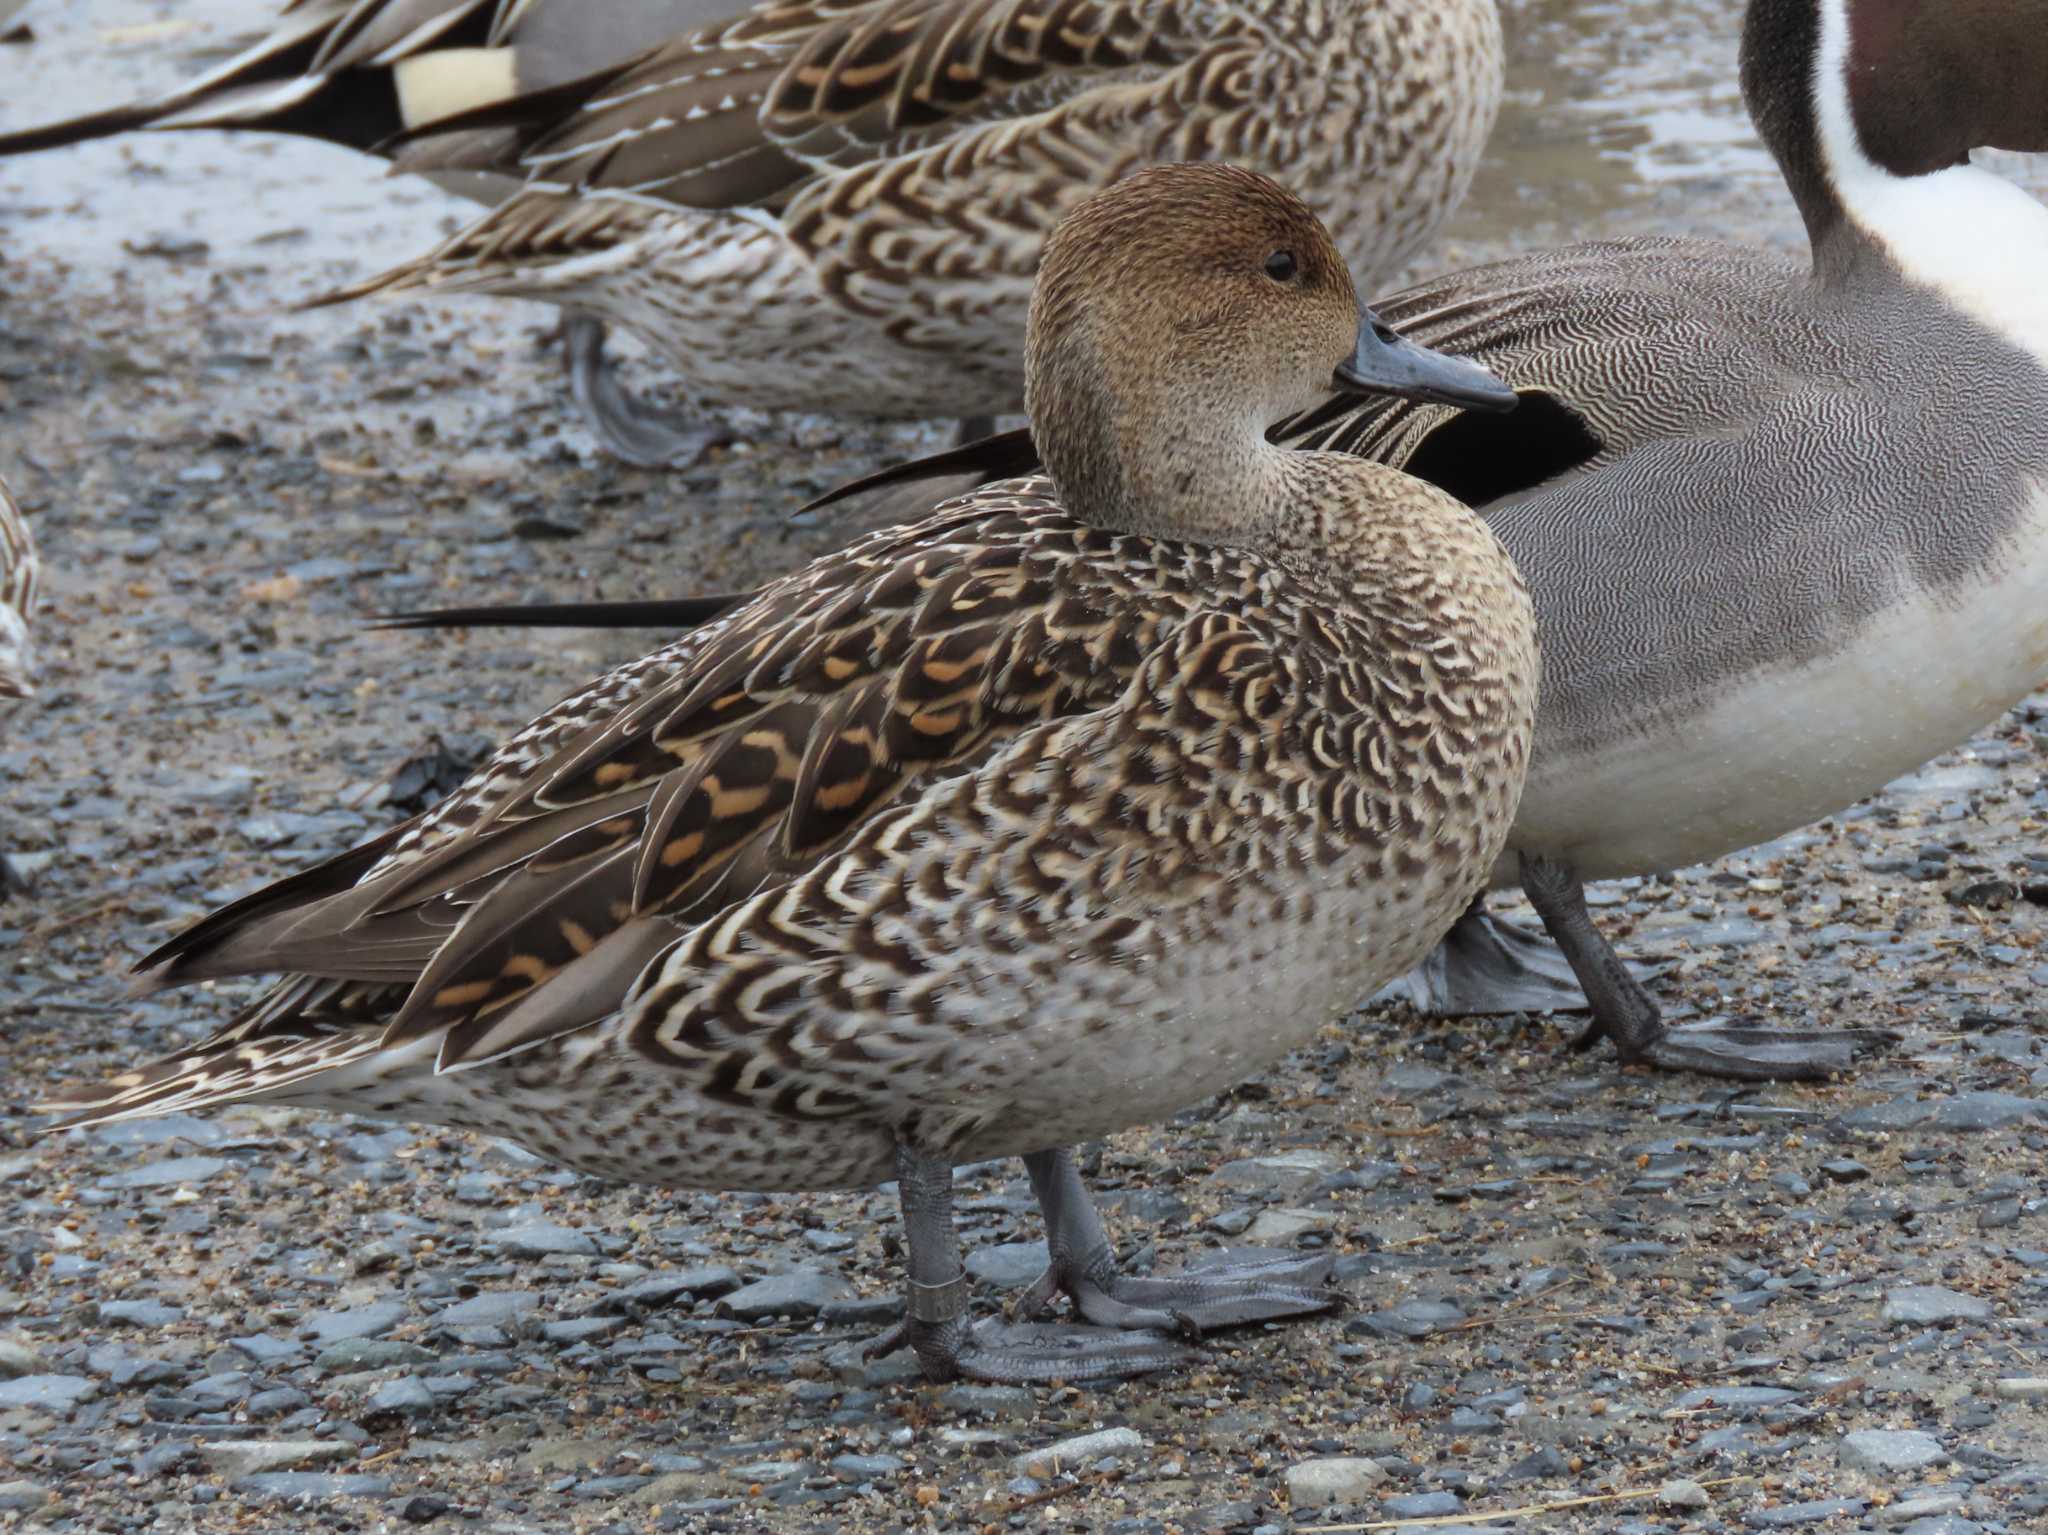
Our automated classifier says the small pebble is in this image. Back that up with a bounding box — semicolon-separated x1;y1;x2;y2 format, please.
1659;1479;1712;1508
1284;1457;1386;1508
1381;1490;1462;1518
1839;1429;1950;1473
1881;1287;1993;1327
1992;1378;2048;1401
1012;1428;1145;1478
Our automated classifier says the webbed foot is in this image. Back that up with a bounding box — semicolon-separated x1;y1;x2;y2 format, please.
1521;853;1891;1081
564;314;735;468
1614;1020;1897;1081
1017;1150;1338;1332
882;1147;1199;1382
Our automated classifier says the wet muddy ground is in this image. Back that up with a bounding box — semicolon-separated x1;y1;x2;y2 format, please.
1;3;2045;1533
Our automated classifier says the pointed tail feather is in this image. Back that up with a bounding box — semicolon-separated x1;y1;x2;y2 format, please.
794;427;1039;515
37;1027;386;1132
0;3;348;159
0;101;165;156
369;593;747;631
137;823;411;985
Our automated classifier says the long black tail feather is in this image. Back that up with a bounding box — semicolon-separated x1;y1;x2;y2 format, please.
369;594;747;632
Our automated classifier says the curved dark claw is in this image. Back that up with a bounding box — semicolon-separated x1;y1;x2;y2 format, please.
564;314;734;468
861;1315;913;1362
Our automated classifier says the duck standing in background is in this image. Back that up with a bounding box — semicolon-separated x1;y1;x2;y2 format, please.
0;0;1505;465
43;165;1537;1384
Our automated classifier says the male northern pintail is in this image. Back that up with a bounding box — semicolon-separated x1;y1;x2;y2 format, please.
46;165;1537;1383
0;0;1505;467
502;0;2048;1081
1279;0;2048;1079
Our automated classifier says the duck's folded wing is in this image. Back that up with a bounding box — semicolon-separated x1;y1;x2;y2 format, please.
448;604;1282;1138
393;0;1208;209
123;487;1197;1080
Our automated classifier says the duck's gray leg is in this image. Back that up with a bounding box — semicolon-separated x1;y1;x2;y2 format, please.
866;1145;1198;1383
564;314;735;469
1013;1149;1338;1331
1519;853;1891;1081
1373;895;1602;1015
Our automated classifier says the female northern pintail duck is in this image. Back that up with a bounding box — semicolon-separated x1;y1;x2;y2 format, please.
0;474;34;705
47;165;1537;1383
0;0;1504;466
502;0;2048;1081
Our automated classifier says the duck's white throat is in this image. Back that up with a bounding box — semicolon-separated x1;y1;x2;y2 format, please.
1814;0;2048;371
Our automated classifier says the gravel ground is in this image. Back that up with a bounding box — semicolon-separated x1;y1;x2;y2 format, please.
2;3;2046;1533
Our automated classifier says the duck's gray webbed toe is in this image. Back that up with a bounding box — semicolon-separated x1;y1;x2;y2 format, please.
564;315;736;468
1630;1022;1897;1082
1017;1149;1338;1333
1020;1250;1340;1334
1519;853;1893;1081
869;1314;1199;1384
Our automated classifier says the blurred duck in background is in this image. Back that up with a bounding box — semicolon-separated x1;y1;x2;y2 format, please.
0;0;1506;465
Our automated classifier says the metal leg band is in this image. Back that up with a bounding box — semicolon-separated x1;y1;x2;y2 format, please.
907;1269;970;1325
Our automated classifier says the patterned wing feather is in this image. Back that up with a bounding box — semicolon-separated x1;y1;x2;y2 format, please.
100;483;1240;1101
493;0;1193;208
310;0;495;73
780;29;1260;347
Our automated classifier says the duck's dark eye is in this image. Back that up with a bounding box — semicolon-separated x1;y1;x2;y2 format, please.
1264;249;1299;283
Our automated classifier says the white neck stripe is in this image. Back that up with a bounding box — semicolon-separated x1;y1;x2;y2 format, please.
1812;0;2048;371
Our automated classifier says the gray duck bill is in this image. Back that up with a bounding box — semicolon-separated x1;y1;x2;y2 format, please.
1335;309;1518;413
